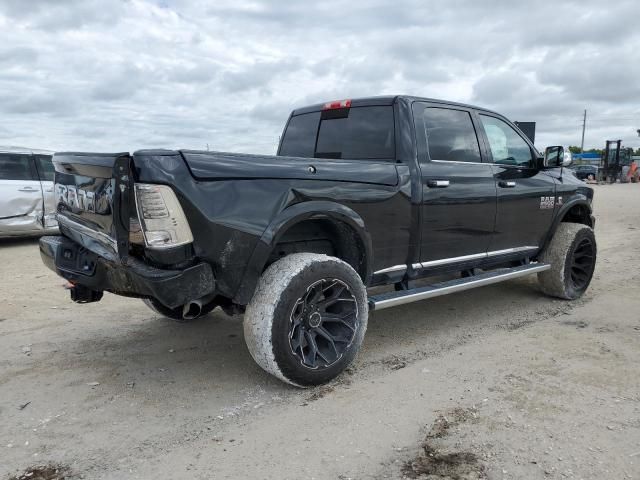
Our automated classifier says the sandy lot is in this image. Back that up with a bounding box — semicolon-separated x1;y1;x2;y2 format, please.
1;184;639;480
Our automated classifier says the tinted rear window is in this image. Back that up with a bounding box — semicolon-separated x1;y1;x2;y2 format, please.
423;108;481;163
279;106;395;160
279;111;320;158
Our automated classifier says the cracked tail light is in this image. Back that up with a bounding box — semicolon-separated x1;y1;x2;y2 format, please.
134;183;193;249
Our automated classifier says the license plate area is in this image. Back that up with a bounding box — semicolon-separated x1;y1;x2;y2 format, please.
56;241;98;275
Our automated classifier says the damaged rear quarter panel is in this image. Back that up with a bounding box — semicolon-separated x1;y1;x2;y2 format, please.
133;152;412;300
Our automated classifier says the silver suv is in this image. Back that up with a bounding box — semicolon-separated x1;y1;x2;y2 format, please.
0;147;58;237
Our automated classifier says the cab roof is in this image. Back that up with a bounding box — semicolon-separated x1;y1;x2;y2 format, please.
290;95;502;117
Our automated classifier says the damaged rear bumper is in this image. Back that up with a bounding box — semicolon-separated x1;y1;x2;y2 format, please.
39;235;215;308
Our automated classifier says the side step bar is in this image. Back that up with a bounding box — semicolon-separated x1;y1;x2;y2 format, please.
369;263;550;311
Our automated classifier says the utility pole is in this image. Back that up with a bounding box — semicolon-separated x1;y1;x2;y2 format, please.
580;109;587;153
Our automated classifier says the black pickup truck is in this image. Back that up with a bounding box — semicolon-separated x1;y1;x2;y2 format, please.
40;95;596;386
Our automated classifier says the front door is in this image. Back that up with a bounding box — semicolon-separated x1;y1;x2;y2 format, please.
0;153;44;235
413;103;497;265
476;113;557;251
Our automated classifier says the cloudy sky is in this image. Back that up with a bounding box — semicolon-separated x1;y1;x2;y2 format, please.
1;0;639;154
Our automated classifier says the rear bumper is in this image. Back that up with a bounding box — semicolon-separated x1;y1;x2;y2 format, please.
39;235;215;308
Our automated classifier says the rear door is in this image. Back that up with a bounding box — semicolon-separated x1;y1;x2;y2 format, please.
33;154;58;230
0;153;44;235
413;103;497;265
476;113;557;252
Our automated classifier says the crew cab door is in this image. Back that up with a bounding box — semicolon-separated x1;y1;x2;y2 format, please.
475;113;556;251
0;153;44;235
413;103;496;265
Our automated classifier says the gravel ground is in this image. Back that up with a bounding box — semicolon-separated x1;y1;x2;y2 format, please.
1;183;639;480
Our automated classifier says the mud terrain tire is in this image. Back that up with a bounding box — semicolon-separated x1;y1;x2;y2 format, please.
538;223;596;300
243;253;368;387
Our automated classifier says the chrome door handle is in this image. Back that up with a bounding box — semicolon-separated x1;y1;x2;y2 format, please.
499;180;516;188
18;187;39;192
427;179;450;188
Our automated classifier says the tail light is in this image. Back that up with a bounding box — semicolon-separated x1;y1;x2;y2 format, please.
133;183;193;249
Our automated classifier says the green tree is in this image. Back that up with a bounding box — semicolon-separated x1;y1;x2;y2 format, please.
585;148;603;155
568;146;582;154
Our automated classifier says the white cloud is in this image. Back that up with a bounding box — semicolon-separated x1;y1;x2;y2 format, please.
0;0;639;153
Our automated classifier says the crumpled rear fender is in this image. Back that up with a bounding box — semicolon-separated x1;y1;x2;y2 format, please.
232;201;373;305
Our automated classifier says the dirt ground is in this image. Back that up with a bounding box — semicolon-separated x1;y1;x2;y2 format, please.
1;184;639;480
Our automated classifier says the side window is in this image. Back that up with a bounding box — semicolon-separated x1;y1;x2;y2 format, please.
479;115;534;167
0;154;36;181
423;108;481;163
34;155;55;182
278;112;320;158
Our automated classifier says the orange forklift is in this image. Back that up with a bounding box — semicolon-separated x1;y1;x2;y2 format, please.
600;140;635;183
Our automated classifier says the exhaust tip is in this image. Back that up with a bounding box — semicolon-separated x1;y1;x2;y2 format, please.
182;300;203;320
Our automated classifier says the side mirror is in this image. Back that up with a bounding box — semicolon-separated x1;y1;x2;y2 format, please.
544;146;572;168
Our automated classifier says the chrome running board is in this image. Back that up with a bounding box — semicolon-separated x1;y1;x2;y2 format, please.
368;263;550;311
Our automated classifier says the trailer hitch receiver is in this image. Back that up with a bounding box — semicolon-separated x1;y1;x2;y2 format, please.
70;285;104;304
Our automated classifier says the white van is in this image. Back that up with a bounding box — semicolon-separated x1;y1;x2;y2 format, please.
0;147;58;237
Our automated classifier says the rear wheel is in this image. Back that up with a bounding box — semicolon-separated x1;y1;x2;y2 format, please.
538;223;596;300
243;253;368;387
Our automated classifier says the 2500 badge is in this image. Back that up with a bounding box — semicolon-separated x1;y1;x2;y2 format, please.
540;195;563;210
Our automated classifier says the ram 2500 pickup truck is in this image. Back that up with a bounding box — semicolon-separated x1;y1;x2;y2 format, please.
40;95;596;386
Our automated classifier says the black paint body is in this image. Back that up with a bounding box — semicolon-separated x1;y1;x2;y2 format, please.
40;96;594;308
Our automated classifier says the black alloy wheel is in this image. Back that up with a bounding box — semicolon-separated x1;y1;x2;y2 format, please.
569;237;595;291
538;223;597;300
288;278;358;370
244;253;368;386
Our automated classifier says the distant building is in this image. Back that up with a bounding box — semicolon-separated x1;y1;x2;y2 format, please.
571;152;601;166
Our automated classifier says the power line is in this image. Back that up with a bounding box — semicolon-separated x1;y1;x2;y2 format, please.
580;109;586;153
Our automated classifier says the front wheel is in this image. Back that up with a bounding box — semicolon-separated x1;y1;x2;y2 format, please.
538;223;596;300
243;253;368;387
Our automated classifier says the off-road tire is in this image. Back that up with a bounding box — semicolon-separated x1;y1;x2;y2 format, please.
142;298;216;322
243;253;368;387
538;223;596;300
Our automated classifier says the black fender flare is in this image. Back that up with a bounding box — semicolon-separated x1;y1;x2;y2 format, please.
233;201;373;305
540;197;594;253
